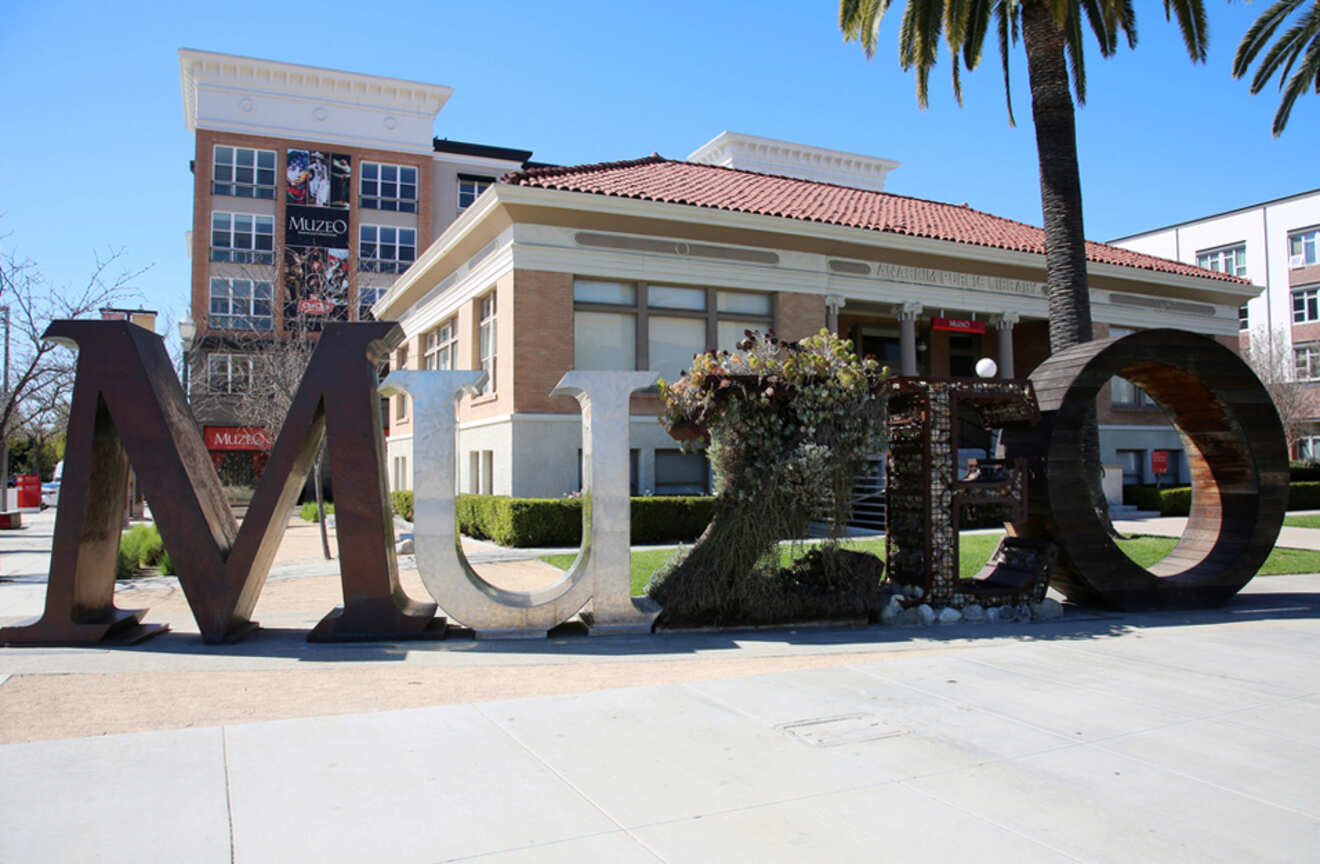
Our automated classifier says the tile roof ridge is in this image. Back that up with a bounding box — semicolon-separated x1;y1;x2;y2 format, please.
500;153;668;185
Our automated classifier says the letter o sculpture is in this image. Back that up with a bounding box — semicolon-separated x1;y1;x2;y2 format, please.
1004;329;1288;610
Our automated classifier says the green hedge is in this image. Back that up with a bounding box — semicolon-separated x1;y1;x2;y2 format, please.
391;490;414;521
1290;462;1320;482
1122;481;1320;517
117;523;174;579
1290;481;1320;510
299;501;335;522
392;492;714;547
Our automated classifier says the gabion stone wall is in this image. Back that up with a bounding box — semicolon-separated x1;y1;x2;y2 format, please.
883;376;1053;609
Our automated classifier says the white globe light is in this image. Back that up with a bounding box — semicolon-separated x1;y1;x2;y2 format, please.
975;357;998;379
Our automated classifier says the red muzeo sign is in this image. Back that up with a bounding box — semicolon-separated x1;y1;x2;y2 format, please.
1151;450;1170;475
204;426;273;451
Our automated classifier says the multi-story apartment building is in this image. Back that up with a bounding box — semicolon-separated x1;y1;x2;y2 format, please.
1112;188;1320;460
178;49;538;474
374;132;1252;498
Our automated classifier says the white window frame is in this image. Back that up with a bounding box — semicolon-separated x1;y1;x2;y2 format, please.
1293;286;1320;323
358;224;416;274
207;353;254;394
458;175;494;209
423;320;458;370
208;278;273;331
1239;304;1249;331
210;211;275;264
212;145;276;199
360;161;418;212
1196;243;1247;277
1296;343;1320;382
1296;436;1320;462
477;292;497;394
1290;228;1320;268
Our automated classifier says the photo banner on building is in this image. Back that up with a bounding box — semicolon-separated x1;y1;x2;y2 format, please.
284;246;349;330
284;150;352;329
286;150;350;209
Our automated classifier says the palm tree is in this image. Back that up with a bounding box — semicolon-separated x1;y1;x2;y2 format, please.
839;0;1209;353
1233;0;1320;136
840;1;1209;527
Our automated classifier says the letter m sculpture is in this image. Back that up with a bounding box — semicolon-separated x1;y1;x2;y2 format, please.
0;320;436;645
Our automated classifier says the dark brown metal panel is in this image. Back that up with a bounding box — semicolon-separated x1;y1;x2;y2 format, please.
1005;329;1288;610
0;321;438;647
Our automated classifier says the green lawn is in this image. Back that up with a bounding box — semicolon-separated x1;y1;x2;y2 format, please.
1284;514;1320;529
541;533;1320;597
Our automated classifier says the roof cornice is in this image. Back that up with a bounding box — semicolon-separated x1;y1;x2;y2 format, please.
179;48;452;152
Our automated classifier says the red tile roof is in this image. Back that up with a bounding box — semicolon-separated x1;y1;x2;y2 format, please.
502;156;1247;285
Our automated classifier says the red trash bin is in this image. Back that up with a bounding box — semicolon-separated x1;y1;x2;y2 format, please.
15;474;41;509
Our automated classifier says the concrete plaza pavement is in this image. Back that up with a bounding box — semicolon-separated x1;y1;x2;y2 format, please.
2;509;1320;861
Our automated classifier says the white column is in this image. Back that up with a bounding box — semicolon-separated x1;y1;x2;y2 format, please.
825;295;846;334
895;302;923;376
992;311;1020;379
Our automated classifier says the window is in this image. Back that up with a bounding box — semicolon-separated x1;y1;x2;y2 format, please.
481;450;494;495
212;146;276;199
208;278;273;331
1296;343;1320;381
392;456;408;492
207;353;253;393
1294;286;1320;323
477;292;496;394
360;162;417;212
423;320;457;370
1239;304;1249;330
395;345;409;419
465;450;494;494
357;285;383;321
1111;376;1159;409
210;212;274;264
358;225;416;273
1296;436;1320;462
1108;327;1157;408
458;175;494;209
654;449;710;495
1116;450;1145;485
1290;228;1320;268
571;279;774;375
1196;244;1246;276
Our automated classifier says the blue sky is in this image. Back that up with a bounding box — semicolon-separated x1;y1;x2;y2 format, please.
2;1;1315;337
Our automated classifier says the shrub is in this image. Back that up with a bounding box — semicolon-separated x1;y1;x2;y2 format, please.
451;494;715;547
1289;481;1320;510
391;490;414;521
630;497;717;545
299;501;335;522
1290;462;1320;482
116;523;173;578
1158;487;1192;516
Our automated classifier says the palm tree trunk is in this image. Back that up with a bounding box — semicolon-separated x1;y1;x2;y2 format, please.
1021;1;1093;351
1021;1;1111;528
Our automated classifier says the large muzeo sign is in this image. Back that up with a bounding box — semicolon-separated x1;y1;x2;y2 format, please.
0;322;1288;646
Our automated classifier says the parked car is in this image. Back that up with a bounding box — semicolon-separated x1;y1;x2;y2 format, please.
40;461;63;509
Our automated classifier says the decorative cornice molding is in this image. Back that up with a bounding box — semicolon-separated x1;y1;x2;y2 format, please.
179;49;451;152
687;131;900;192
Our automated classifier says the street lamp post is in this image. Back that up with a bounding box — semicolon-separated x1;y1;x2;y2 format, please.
178;315;196;399
1;305;10;508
